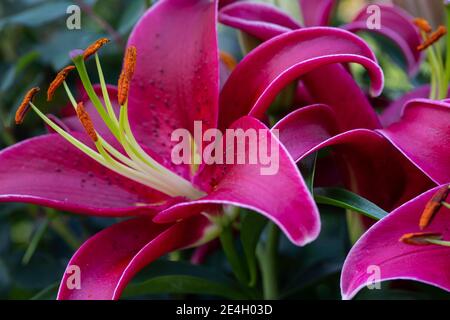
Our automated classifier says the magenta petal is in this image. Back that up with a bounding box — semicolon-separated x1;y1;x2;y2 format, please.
126;0;219;172
380;85;430;127
341;185;450;300
301;64;382;130
219;1;300;40
272;120;433;210
219;0;240;9
57;214;211;300
219;27;384;129
379;99;450;184
273;104;338;161
0;134;171;216
299;0;335;27
155;116;320;246
342;4;423;76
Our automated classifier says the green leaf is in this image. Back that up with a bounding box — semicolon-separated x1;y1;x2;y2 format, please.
37;31;100;70
30;282;59;300
240;212;267;287
123;275;248;299
0;2;72;30
0;52;40;93
22;216;49;265
133;260;231;283
0;259;11;294
314;187;388;220
117;0;146;35
220;224;249;285
281;260;343;298
299;153;317;193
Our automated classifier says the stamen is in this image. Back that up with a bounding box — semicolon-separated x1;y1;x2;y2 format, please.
15;87;40;125
118;46;137;105
76;102;98;142
419;185;450;230
47;65;76;101
83;38;110;60
219;51;237;71
399;232;443;245
413;18;432;33
418;26;447;51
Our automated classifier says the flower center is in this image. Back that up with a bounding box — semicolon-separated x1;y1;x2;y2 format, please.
16;38;205;201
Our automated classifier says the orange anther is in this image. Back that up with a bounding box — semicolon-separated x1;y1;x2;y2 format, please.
15;87;40;125
76;102;98;142
47;65;76;101
83;38;110;60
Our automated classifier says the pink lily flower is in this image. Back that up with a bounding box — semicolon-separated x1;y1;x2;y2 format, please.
219;1;423;96
219;1;450;297
341;183;450;299
217;0;443;212
0;0;388;299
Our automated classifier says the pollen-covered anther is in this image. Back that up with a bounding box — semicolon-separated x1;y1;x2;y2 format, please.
15;87;40;125
47;65;76;101
76;102;98;142
413;17;432;33
399;232;443;246
83;38;110;60
219;51;237;71
419;185;450;230
117;46;137;105
417;26;447;51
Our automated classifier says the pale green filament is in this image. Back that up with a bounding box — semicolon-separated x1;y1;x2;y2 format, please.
426;238;450;247
190;133;201;176
421;31;448;100
30;103;195;197
95;53;119;128
420;30;447;99
446;4;450;85
72;54;120;140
